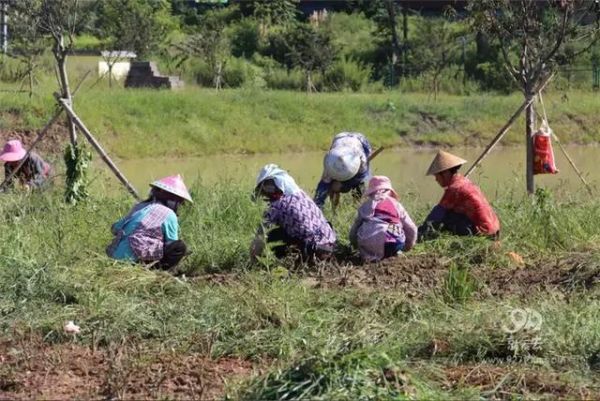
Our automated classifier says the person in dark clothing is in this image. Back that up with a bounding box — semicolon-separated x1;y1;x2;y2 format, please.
314;132;372;209
1;139;52;190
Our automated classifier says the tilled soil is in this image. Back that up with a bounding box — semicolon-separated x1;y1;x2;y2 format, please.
0;123;69;156
441;363;597;400
195;253;600;299
0;338;256;400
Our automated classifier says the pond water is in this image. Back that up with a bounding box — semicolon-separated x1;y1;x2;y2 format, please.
103;146;598;204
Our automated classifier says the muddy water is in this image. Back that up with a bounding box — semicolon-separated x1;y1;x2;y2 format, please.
110;146;598;203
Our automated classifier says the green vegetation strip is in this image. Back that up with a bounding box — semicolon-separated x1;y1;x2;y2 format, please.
1;88;600;158
0;183;599;398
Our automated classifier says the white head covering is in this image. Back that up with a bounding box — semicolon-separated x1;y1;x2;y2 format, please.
255;164;300;196
324;146;361;182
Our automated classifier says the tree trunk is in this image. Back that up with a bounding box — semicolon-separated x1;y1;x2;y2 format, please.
214;61;223;90
384;0;401;67
56;36;77;145
525;92;535;194
28;71;33;98
401;5;408;76
28;60;34;98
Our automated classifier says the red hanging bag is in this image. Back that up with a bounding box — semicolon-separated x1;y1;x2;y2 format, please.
533;120;559;175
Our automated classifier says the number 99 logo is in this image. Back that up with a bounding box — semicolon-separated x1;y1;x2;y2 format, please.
501;308;543;334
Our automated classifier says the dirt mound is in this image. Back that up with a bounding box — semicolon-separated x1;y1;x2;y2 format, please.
442;363;597;399
312;255;448;297
0;123;69;156
475;254;600;297
193;253;600;299
0;338;255;400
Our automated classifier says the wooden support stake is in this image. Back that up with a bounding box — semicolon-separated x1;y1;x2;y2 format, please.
465;73;554;178
552;133;593;195
537;91;593;196
57;97;141;200
0;108;64;191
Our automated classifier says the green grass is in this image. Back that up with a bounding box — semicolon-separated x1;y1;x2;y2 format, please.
1;70;600;159
1;182;599;398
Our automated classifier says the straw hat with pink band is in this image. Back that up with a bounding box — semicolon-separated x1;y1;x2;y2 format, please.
150;174;193;203
0;140;27;162
365;175;398;200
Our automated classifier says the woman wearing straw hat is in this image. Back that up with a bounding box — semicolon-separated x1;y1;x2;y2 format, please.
349;176;417;262
314;132;372;209
251;164;336;262
0;139;52;190
419;150;500;240
106;175;192;270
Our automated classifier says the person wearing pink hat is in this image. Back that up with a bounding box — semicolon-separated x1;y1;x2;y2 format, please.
1;139;52;190
106;174;193;270
349;176;417;262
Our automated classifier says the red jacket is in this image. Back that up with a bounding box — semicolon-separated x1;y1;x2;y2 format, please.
439;174;500;235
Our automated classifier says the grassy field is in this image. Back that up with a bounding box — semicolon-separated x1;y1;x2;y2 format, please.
1;74;600;159
0;182;599;399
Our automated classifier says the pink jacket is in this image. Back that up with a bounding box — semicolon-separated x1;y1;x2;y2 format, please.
349;196;417;262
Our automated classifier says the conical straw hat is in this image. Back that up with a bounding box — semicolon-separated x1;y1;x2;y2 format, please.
150;174;193;202
426;150;467;176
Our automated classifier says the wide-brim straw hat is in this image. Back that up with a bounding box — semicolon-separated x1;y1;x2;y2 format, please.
426;150;467;176
150;174;193;202
0;139;27;162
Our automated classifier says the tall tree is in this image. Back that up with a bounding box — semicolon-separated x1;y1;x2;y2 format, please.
176;10;229;90
358;0;406;82
236;0;299;37
38;0;82;145
6;0;46;97
284;23;337;93
98;0;177;60
412;15;463;100
469;0;600;193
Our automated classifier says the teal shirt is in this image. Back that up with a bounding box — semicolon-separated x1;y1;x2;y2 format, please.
111;202;179;261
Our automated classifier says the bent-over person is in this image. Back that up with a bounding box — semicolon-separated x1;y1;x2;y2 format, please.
107;174;192;270
350;176;417;262
1;139;52;190
251;164;336;262
419;150;500;240
314;132;372;208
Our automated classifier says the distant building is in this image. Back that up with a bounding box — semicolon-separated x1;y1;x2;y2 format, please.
98;51;137;81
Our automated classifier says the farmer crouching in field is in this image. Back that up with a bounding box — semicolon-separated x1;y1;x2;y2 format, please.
350;176;417;262
314;132;372;209
106;175;192;270
419;150;500;240
0;139;52;191
251;164;336;262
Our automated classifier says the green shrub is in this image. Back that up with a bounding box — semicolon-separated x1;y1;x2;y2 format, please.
324;57;371;92
328;12;377;63
264;67;305;90
229;17;260;59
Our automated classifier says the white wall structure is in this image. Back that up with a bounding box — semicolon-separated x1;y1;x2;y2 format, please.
98;61;131;80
